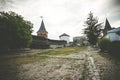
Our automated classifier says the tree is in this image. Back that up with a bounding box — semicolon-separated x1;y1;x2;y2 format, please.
0;11;33;49
84;12;103;45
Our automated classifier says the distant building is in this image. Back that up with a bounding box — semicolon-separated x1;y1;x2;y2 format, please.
59;33;70;43
73;36;89;46
102;18;120;42
37;20;48;39
31;35;49;49
73;36;82;46
105;27;120;41
59;33;70;46
31;19;67;49
48;39;66;49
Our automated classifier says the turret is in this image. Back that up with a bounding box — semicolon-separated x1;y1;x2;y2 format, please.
37;20;48;39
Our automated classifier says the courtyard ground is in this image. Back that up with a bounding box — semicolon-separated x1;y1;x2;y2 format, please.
0;46;120;80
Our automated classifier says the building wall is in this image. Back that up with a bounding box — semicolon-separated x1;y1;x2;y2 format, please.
50;45;64;49
105;27;120;41
31;35;49;49
31;36;67;49
107;33;120;41
37;32;48;39
60;36;70;43
73;36;87;46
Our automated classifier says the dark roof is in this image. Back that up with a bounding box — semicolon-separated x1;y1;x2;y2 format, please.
104;18;112;30
37;20;47;32
59;33;70;37
108;27;120;33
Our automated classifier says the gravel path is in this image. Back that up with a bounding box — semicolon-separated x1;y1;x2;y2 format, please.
18;52;86;80
87;47;120;80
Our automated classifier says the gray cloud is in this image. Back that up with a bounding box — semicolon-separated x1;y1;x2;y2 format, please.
113;0;120;6
0;0;120;40
0;0;13;10
0;0;30;11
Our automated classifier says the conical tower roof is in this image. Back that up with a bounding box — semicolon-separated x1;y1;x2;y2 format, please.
104;18;112;30
37;20;47;32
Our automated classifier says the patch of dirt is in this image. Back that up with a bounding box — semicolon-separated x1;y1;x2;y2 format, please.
18;57;85;80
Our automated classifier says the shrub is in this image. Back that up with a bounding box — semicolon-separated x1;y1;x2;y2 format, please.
98;38;120;56
98;38;111;52
109;41;120;55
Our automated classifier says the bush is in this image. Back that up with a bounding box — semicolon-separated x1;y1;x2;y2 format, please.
109;41;120;55
98;38;111;52
98;38;120;56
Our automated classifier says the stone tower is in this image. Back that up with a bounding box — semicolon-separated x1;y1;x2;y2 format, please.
37;20;48;39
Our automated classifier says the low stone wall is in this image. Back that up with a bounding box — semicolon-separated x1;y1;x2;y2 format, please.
83;53;100;80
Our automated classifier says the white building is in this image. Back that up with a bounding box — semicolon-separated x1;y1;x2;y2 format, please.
73;36;89;46
105;27;120;41
73;36;83;46
59;33;70;46
48;39;66;49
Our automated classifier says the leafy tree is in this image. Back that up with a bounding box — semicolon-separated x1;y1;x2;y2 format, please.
0;11;33;49
84;12;103;45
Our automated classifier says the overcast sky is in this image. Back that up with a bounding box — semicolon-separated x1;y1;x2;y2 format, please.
0;0;120;41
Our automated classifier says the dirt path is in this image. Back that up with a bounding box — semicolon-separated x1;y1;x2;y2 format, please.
17;51;86;80
16;47;102;80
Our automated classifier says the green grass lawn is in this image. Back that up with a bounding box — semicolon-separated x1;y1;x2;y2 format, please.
37;46;87;56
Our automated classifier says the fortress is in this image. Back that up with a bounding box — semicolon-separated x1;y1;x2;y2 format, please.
31;19;69;49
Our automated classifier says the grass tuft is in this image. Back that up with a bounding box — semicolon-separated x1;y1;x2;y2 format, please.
37;46;86;56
